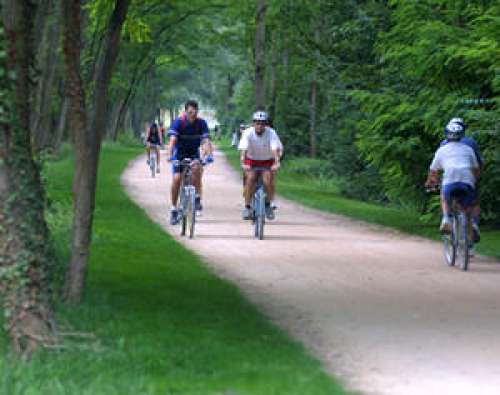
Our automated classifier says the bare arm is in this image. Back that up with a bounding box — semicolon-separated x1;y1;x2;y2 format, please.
167;136;177;160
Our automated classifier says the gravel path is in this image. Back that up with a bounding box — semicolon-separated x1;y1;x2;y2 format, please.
122;150;500;395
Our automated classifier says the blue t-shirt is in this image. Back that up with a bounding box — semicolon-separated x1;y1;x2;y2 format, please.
440;136;483;167
168;116;210;158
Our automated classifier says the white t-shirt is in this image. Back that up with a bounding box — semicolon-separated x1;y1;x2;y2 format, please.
238;127;282;160
430;141;479;187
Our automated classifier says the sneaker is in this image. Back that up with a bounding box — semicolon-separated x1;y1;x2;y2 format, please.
169;209;179;225
440;216;452;234
242;207;251;220
271;201;278;210
472;222;481;243
195;197;203;212
265;204;275;220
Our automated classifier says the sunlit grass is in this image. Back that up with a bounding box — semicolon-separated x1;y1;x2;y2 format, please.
0;144;346;395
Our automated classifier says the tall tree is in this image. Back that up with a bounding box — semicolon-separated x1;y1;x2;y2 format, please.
254;0;266;109
0;0;55;357
62;0;130;303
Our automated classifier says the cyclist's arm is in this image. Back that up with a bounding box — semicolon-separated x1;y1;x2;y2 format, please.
167;136;177;160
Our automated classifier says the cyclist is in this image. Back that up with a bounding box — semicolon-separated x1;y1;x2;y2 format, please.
239;111;282;221
145;122;162;173
425;118;480;238
439;117;483;239
166;100;212;225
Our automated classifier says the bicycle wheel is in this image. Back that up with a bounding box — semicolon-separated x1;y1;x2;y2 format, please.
255;188;265;240
187;189;196;238
180;190;186;236
150;153;156;178
458;213;470;271
443;215;456;267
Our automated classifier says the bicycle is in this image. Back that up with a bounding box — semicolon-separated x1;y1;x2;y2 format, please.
173;157;212;238
148;144;159;178
427;185;473;271
250;168;268;240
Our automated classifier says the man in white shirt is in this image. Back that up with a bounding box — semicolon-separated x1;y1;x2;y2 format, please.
238;111;282;220
426;120;480;236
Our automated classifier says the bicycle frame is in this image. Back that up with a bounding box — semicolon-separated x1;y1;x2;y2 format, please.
149;146;157;177
444;198;472;271
176;159;199;238
249;167;269;240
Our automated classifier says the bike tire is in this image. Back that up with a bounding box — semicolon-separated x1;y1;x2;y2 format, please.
150;154;156;178
180;210;186;236
188;191;196;239
458;213;470;271
443;215;457;267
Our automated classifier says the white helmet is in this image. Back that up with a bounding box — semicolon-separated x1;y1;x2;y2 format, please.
252;111;268;122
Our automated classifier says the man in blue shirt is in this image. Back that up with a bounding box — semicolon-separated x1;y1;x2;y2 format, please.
166;100;212;225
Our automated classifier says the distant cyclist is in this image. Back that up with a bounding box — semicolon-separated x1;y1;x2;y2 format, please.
425;118;480;239
438;117;483;239
239;111;282;220
146;122;162;173
166;100;213;225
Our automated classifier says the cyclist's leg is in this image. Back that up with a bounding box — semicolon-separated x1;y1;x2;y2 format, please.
262;170;273;204
171;167;182;207
191;161;203;211
262;170;275;219
156;145;161;166
146;142;151;163
244;170;258;207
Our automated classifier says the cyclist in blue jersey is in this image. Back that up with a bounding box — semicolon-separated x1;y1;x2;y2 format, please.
426;118;481;240
437;118;483;239
166;100;213;225
146;122;162;173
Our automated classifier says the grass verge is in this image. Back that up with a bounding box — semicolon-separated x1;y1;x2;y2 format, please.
0;143;346;395
218;137;500;259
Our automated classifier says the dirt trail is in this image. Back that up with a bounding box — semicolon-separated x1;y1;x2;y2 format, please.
122;150;500;395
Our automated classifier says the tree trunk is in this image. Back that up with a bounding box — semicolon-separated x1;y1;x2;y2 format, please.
309;78;317;158
268;30;278;121
0;0;55;358
32;0;62;151
63;0;130;303
254;0;266;109
53;96;69;151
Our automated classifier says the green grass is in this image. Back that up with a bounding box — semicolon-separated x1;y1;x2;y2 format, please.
219;137;500;259
0;143;346;395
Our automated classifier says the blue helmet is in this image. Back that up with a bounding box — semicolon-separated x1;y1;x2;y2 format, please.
444;118;466;141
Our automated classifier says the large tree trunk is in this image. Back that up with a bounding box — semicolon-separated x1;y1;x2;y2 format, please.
0;0;55;357
254;0;266;109
63;0;130;304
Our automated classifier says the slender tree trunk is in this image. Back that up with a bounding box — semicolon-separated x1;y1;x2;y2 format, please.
63;0;130;303
0;0;55;357
268;30;278;121
53;96;69;151
254;0;266;109
309;78;317;158
32;0;61;151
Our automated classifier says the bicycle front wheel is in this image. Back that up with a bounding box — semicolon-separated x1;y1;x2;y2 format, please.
150;155;156;178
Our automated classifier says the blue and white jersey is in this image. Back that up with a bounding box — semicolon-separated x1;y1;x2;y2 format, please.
440;136;483;167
